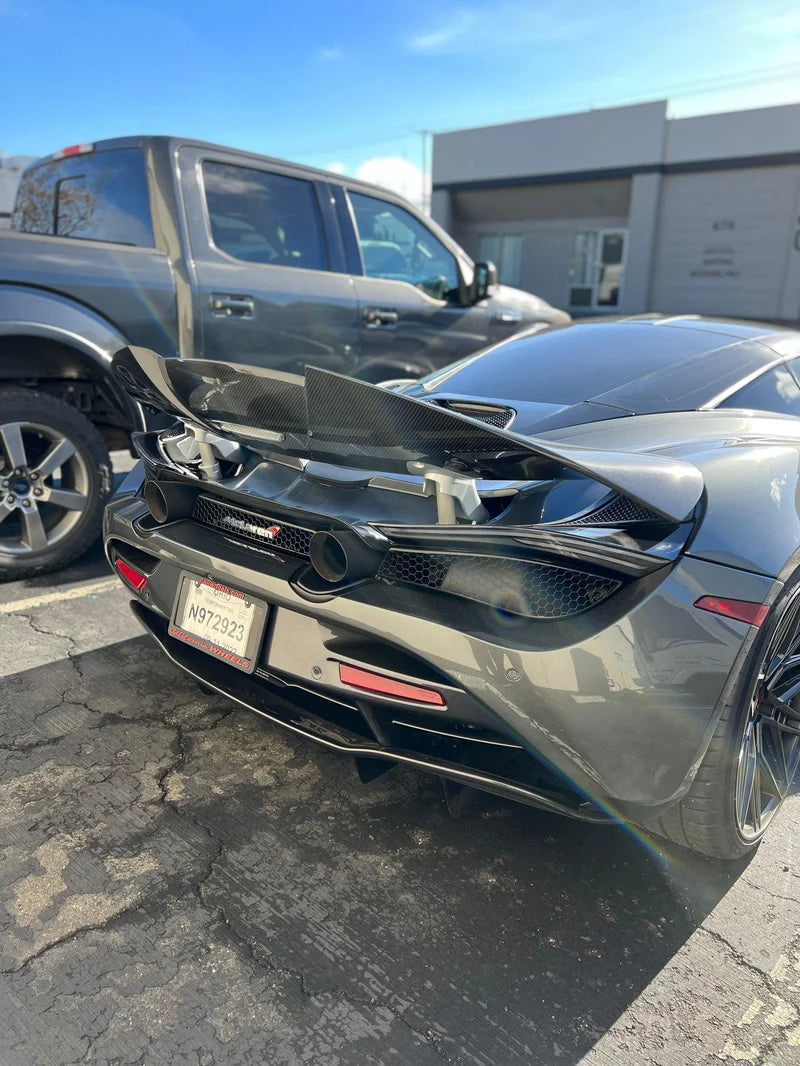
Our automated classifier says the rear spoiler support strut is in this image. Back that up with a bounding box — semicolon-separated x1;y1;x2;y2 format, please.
409;462;489;524
192;425;222;481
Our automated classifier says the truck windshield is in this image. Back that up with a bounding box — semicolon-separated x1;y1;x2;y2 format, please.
12;148;153;247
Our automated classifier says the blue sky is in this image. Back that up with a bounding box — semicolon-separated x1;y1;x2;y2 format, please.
2;0;799;202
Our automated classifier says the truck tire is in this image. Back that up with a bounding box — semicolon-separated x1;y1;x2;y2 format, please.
0;388;112;581
652;570;800;859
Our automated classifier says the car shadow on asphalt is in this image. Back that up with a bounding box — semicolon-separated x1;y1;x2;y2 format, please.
24;539;113;591
0;632;758;1065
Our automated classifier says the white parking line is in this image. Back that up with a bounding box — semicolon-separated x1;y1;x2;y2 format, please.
0;577;120;615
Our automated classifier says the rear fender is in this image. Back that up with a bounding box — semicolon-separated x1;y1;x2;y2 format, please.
687;443;800;579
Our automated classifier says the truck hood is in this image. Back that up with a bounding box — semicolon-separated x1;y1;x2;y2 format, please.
490;284;571;324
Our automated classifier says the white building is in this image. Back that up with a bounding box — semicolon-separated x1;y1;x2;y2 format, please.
0;154;36;228
431;101;800;323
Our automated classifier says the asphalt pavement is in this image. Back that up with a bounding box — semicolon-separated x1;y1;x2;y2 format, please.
0;478;799;1064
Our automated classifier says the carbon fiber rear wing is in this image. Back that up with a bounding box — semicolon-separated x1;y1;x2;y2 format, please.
113;346;703;523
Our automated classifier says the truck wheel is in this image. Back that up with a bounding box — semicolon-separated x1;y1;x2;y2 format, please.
0;388;112;581
652;571;800;859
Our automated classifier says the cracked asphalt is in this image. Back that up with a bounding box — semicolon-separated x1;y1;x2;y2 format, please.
1;513;799;1063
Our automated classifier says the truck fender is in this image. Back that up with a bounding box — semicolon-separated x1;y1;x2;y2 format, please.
0;285;144;429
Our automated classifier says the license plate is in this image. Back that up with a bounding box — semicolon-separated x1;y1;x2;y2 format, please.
169;573;268;674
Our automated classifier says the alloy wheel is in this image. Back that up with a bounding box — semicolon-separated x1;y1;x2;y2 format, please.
735;588;800;840
0;420;90;557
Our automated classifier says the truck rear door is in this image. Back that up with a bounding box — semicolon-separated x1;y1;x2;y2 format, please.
178;146;359;376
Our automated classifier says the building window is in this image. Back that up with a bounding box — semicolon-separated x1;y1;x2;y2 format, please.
478;234;523;286
569;229;627;311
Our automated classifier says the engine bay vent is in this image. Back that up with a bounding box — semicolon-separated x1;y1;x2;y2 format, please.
433;400;515;430
566;495;666;526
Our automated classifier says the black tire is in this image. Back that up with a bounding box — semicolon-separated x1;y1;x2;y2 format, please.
0;387;112;581
652;571;800;859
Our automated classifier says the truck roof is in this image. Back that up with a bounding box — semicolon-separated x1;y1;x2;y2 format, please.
23;135;414;203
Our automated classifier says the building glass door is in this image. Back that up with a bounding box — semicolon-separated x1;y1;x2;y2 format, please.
569;229;627;311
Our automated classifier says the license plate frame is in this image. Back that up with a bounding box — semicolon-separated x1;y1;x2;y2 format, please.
169;571;268;674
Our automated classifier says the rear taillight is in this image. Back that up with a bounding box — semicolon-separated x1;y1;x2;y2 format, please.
52;143;94;159
694;596;769;627
114;558;147;592
338;663;445;705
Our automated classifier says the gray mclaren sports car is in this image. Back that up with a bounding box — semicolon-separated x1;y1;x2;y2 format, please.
105;315;800;859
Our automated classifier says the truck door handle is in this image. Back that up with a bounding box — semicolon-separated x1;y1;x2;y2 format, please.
494;309;522;325
210;294;255;318
363;307;399;328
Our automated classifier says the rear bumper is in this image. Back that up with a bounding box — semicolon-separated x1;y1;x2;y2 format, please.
105;490;773;817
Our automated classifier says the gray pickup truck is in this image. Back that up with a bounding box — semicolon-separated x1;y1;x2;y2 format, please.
0;135;568;578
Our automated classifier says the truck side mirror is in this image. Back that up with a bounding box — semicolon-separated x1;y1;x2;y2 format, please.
472;261;498;303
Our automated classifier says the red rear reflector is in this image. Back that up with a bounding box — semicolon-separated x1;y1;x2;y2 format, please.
694;596;769;627
114;558;147;592
338;663;445;705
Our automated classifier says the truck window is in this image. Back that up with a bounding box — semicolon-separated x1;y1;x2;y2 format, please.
203;162;327;271
12;148;153;246
348;191;459;300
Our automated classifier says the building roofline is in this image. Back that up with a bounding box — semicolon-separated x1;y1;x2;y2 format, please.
433;97;800;141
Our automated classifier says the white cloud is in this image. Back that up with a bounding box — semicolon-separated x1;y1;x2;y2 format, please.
326;160;347;174
355;157;427;209
407;9;475;53
319;46;343;60
744;6;800;37
405;3;597;54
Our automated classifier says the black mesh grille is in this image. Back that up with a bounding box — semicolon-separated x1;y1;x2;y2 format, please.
193;495;312;556
434;401;515;429
377;550;619;619
567;496;666;526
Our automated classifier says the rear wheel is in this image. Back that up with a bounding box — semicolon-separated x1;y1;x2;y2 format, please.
0;388;112;580
654;574;800;859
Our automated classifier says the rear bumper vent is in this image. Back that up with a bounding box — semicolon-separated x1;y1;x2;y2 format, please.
377;549;619;619
193;495;312;557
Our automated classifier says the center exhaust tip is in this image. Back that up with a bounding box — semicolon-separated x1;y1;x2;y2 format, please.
309;530;384;584
143;478;196;524
143;479;169;524
310;531;349;583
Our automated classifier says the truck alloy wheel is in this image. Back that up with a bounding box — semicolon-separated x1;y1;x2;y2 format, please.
0;389;111;579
